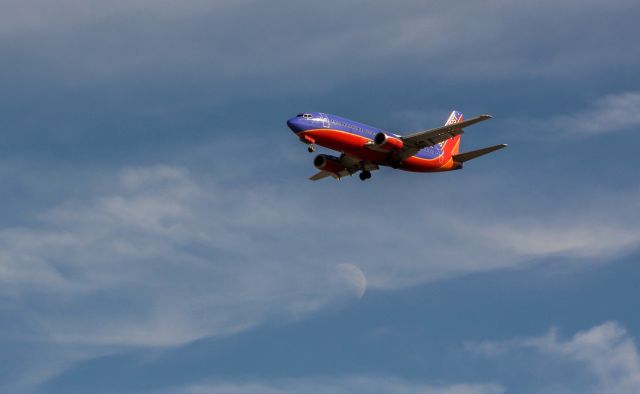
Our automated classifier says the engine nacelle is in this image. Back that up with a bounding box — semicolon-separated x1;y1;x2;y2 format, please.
374;132;404;151
313;154;345;173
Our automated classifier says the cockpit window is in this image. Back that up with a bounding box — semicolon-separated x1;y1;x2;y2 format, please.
303;114;312;119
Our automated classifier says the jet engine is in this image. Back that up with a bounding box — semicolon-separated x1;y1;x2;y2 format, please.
374;132;404;151
313;154;345;174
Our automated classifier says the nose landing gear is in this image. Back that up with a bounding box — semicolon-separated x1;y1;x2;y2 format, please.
307;145;316;153
359;171;372;181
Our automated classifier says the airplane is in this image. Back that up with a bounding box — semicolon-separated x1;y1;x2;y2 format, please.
286;110;506;181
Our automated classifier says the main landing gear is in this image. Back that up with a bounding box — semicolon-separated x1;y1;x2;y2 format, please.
307;144;316;153
359;171;372;181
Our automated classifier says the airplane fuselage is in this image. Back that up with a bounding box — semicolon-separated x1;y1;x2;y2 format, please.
286;112;460;173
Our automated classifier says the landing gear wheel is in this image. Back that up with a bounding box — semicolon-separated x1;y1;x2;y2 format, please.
307;145;316;153
359;171;371;181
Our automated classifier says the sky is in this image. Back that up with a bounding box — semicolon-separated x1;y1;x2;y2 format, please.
1;0;639;393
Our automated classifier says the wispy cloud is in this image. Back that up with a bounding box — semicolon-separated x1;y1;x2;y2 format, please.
467;321;640;393
170;376;504;394
0;1;638;392
549;92;640;135
1;163;639;351
501;91;640;139
0;165;375;347
470;218;640;260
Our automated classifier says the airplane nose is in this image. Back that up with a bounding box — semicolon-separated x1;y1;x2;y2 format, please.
287;117;304;133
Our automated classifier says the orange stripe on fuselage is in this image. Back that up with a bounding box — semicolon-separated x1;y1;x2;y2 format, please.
299;129;460;173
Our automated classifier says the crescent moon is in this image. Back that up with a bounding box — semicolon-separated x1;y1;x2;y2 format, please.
337;263;367;299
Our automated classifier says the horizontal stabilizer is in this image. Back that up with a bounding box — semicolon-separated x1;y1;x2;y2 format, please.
452;144;507;163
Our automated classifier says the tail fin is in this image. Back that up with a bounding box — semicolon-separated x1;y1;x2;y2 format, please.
442;110;463;157
445;110;463;126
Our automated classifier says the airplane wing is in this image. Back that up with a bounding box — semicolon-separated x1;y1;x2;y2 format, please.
309;171;335;181
308;168;353;181
400;114;492;158
309;155;379;181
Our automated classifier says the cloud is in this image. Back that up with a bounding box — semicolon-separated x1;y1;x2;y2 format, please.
467;321;640;393
501;91;640;140
1;0;638;98
469;218;640;260
3;0;638;163
170;376;504;394
0;165;379;348
1;163;639;350
0;1;637;392
548;92;640;135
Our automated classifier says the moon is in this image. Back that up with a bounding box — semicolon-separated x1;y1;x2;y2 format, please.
337;263;367;299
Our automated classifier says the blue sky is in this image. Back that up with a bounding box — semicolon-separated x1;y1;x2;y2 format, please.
1;1;639;393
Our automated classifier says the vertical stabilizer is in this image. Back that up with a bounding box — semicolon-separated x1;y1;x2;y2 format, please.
442;110;463;156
